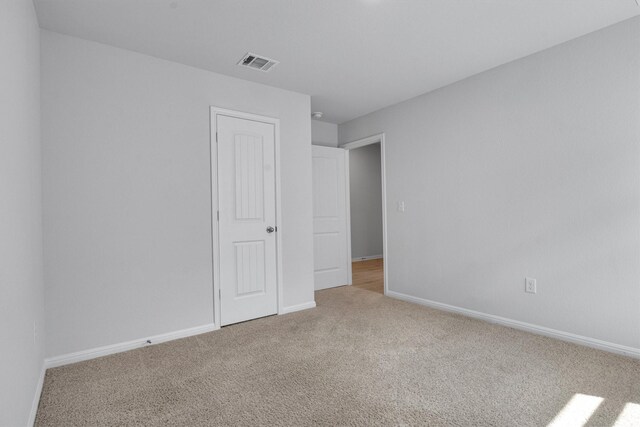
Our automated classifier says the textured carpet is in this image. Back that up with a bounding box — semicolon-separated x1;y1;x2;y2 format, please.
36;286;640;426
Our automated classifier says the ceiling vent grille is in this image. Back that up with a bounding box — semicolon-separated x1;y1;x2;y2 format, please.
238;52;279;72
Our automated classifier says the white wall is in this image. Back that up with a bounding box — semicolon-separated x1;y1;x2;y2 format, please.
311;120;338;147
0;1;45;425
41;31;315;358
348;144;383;259
339;17;640;349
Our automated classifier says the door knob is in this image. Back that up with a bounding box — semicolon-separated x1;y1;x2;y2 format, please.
266;226;275;233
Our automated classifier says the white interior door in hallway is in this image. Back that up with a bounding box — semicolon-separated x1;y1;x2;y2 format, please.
216;114;278;326
312;145;351;290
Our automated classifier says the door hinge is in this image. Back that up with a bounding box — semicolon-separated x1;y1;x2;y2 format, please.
217;210;219;221
215;132;218;143
219;289;221;299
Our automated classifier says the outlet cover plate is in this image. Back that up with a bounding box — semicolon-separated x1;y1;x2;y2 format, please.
525;277;537;294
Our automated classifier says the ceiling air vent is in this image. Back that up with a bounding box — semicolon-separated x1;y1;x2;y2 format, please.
238;52;279;72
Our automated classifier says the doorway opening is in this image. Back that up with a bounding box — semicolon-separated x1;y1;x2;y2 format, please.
343;133;388;295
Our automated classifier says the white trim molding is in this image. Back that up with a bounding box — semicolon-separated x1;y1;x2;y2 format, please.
387;290;640;359
28;363;46;426
352;254;383;262
345;149;353;285
342;133;384;150
280;301;316;315
45;323;217;369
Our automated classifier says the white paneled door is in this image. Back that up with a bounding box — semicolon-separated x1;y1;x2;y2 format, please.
312;145;350;290
217;115;278;326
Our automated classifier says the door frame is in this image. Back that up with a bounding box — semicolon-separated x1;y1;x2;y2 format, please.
210;107;284;328
342;133;389;295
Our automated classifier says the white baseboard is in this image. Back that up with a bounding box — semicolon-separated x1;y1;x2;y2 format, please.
43;301;319;369
45;323;217;369
280;301;316;314
352;254;383;262
387;290;640;359
28;362;46;426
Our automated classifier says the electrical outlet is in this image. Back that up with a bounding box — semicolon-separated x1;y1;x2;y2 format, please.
397;201;406;213
525;277;537;294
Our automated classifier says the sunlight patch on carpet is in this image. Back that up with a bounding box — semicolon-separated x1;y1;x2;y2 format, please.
613;402;640;427
548;393;603;427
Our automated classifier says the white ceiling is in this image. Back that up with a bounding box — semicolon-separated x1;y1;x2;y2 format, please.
35;0;639;124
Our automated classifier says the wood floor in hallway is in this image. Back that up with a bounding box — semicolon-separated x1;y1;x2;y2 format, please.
351;258;384;294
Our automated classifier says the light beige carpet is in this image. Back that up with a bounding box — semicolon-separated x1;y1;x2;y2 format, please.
36;286;640;426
